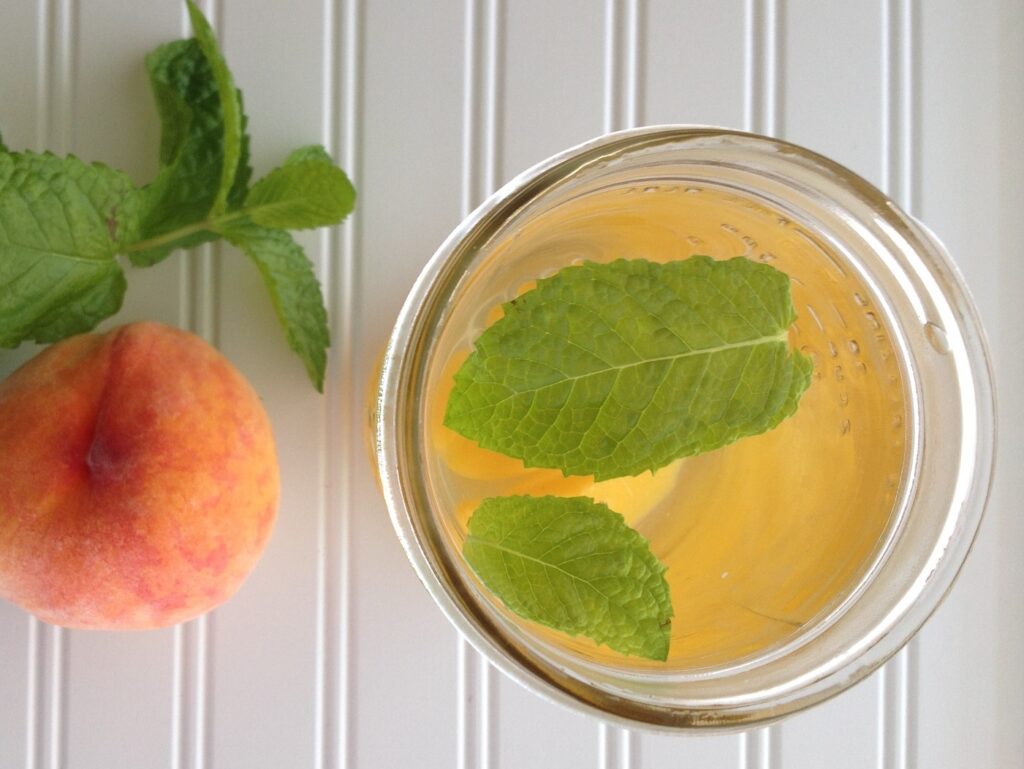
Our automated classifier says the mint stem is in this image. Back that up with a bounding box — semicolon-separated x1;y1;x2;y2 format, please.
121;211;246;255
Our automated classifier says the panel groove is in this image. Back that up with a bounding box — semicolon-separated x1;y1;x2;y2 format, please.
742;1;782;761
315;0;363;766
314;0;341;765
745;0;782;136
171;3;220;767
46;627;66;769
24;619;41;769
624;0;643;129
456;5;481;764
741;727;782;769
599;4;636;765
171;5;194;768
603;0;642;134
603;0;619;133
599;724;634;769
338;5;364;767
26;1;76;765
25;4;53;768
878;1;918;765
458;2;502;767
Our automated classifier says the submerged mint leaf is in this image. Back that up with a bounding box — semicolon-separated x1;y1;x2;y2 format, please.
244;145;355;230
0;152;139;346
464;495;672;660
221;222;329;391
445;256;813;480
185;0;242;217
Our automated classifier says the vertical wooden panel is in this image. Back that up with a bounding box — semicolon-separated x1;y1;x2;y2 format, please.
644;0;746;130
0;2;42;152
0;3;42;763
780;672;879;769
639;731;738;768
315;0;362;766
204;1;326;766
354;2;465;766
0;606;27;769
991;0;1024;761
915;0;1022;767
499;0;604;179
781;0;885;185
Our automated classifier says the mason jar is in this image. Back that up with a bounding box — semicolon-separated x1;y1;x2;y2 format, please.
373;126;995;728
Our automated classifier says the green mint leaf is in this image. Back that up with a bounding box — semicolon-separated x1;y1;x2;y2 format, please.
131;36;251;266
445;256;813;480
0;129;8;154
186;0;241;217
244;146;355;230
221;222;329;390
284;145;332;164
0;152;139;346
131;0;252;269
228;91;253;209
464;495;672;660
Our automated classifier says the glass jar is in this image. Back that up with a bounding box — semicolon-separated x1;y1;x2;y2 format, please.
374;127;995;728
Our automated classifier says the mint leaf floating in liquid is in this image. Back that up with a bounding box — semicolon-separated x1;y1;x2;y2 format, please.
445;256;813;480
464;495;672;660
0;152;139;347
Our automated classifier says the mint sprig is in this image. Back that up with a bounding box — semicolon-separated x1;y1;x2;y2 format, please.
0;0;353;391
449;255;812;659
465;495;672;661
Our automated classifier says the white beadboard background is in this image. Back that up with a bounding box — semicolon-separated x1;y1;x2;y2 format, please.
1;1;1022;767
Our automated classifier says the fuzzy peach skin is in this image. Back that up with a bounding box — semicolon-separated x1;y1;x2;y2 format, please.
0;322;279;629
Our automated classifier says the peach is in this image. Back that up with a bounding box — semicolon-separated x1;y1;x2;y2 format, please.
0;322;279;629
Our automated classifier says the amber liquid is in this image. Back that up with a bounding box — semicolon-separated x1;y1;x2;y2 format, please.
422;183;907;670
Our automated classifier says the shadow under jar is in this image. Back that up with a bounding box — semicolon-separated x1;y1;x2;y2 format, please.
374;127;995;729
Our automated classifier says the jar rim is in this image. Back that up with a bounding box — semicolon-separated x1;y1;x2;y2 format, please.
375;125;997;730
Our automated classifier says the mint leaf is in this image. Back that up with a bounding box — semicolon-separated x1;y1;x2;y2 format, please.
132;40;224;264
185;0;241;217
132;31;251;267
228;91;252;209
284;145;332;164
221;222;329;390
445;256;813;480
244;145;355;230
0;152;139;346
0;129;8;154
464;495;672;660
